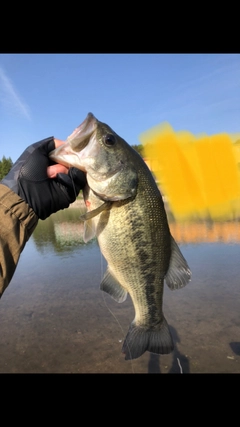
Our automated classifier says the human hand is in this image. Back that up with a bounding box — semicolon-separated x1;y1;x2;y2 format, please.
1;137;86;219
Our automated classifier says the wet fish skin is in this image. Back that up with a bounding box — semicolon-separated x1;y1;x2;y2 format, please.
50;113;191;360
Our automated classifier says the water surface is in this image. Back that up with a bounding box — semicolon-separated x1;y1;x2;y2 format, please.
0;206;239;373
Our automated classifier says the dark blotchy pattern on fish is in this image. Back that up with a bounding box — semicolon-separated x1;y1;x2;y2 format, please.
96;159;173;358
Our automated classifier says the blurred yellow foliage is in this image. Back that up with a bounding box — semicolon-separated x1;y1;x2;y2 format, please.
140;123;240;221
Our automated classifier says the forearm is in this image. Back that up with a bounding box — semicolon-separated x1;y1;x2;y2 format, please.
0;184;38;297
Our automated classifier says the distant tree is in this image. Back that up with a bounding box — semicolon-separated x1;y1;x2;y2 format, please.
131;144;145;158
0;156;13;180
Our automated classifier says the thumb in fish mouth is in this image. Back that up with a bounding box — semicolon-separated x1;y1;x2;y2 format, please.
47;138;70;177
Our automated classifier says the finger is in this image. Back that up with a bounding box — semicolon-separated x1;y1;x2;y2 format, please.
54;138;66;148
47;164;69;178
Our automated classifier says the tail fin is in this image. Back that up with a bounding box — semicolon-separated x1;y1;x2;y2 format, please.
122;317;174;360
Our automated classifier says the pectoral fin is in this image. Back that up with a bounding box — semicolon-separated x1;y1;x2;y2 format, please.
83;219;96;243
165;236;192;290
81;201;112;243
100;267;128;303
80;201;112;221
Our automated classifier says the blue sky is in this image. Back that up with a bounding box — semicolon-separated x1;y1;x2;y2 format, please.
0;53;240;162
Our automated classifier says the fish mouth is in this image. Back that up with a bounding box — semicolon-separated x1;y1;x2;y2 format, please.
67;112;98;150
49;112;97;169
50;112;138;201
49;144;84;170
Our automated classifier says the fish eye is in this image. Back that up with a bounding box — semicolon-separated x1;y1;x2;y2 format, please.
104;134;116;147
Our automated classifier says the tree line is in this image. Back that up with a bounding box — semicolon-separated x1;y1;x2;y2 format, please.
0;156;13;180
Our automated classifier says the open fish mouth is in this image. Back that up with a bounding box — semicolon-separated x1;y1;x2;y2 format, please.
66;113;98;150
49;113;98;168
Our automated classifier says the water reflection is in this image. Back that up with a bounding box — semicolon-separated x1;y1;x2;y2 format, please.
229;342;240;356
170;219;240;243
33;204;91;253
33;204;240;253
148;326;190;374
0;203;239;373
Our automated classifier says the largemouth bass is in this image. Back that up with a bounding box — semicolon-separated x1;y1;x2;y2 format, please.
50;113;191;360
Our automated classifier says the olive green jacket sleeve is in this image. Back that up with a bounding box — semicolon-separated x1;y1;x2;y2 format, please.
0;184;38;297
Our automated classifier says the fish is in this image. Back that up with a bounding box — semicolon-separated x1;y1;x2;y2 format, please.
50;113;191;360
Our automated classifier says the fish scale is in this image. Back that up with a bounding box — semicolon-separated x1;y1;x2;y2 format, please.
96;176;170;328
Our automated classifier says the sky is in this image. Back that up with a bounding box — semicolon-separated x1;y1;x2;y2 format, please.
0;53;240;162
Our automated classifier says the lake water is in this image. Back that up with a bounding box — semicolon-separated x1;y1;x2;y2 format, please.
0;204;239;373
